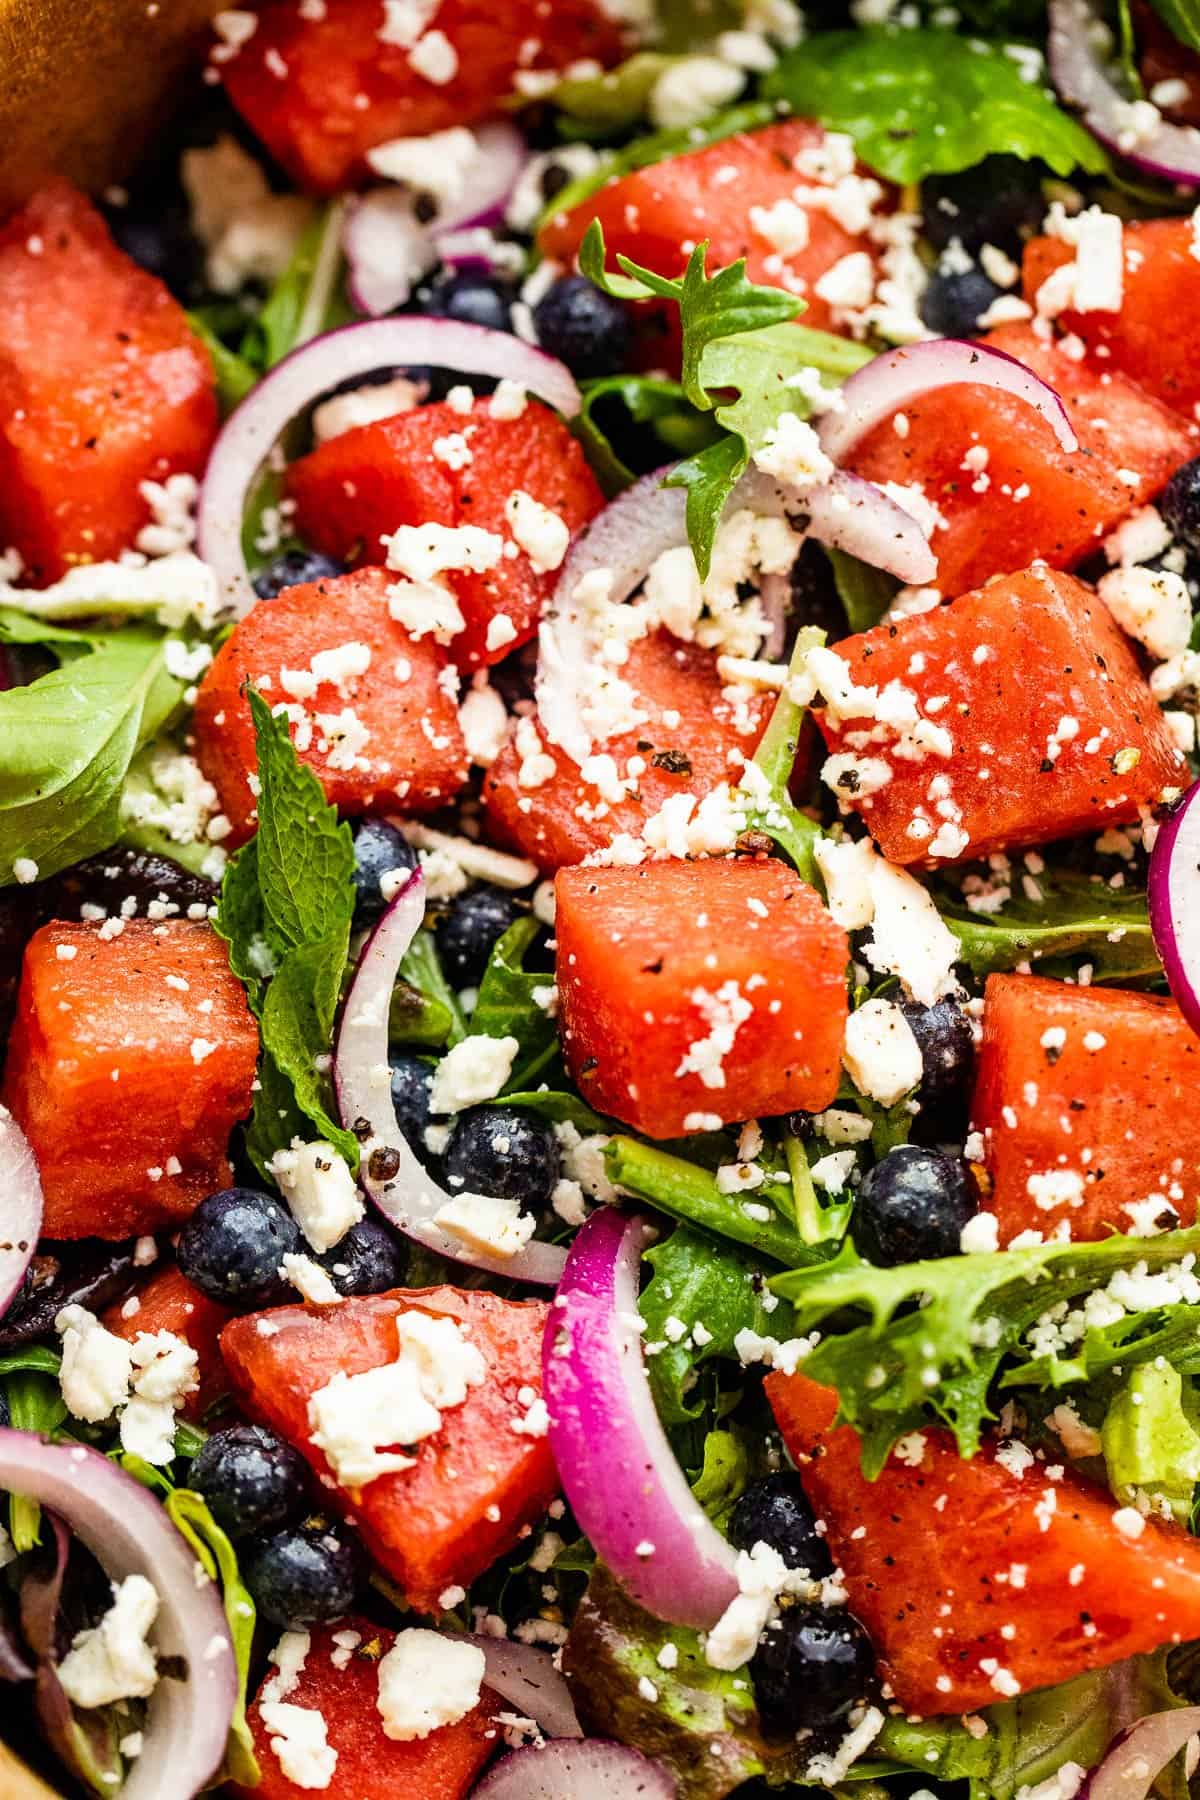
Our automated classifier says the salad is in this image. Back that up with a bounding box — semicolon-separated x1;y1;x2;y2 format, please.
8;0;1200;1794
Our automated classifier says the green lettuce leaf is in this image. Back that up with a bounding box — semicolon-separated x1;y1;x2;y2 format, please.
1101;1363;1200;1522
575;374;719;493
466;916;558;1091
240;201;351;371
940;868;1159;983
738;625;825;883
166;1489;260;1788
186;311;256;412
828;546;898;634
607;1135;830;1267
639;1224;796;1425
763;28;1108;183
1150;0;1200;50
772;1225;1200;1473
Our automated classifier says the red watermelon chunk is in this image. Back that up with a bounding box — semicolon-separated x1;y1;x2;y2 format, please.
193;568;469;844
554;858;848;1137
219;1287;557;1612
767;1372;1200;1716
230;1617;498;1800
286;399;604;670
971;973;1200;1246
1023;219;1200;418
539;119;885;346
812;565;1185;866
0;183;217;584
103;1267;232;1422
220;0;624;194
846;324;1195;599
2;921;258;1241
482;631;778;873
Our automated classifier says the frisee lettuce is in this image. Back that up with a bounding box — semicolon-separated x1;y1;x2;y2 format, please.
763;28;1108;184
772;1225;1200;1474
578;220;872;576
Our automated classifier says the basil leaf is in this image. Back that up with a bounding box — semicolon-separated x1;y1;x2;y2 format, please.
763;29;1108;183
940;869;1159;983
639;1225;796;1425
0;629;183;887
1150;0;1200;49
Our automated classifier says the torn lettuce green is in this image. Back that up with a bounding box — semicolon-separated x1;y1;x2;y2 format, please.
940;868;1159;983
166;1489;260;1788
1101;1363;1200;1523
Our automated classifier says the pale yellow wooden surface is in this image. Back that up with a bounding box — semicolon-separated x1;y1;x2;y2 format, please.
0;0;225;209
0;1735;65;1800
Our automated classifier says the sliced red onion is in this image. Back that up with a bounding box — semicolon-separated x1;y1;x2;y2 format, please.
0;1431;235;1800
1148;780;1200;1031
470;1637;582;1739
1050;0;1200;186
349;123;528;316
535;464;933;763
333;868;566;1286
817;339;1079;464
542;1208;738;1631
1082;1708;1200;1800
0;1108;43;1324
195;318;581;617
474;1739;676;1798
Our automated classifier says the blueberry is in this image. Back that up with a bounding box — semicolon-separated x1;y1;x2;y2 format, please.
898;999;974;1108
42;847;217;922
435;886;524;988
252;549;345;601
729;1473;832;1577
750;1606;875;1737
532;276;630;379
920;265;1003;338
352;820;417;928
424;271;517;333
443;1106;560;1209
921;155;1046;257
244;1523;360;1627
390;1054;435;1152
177;1188;301;1309
1160;457;1200;554
318;1218;406;1295
105;199;206;304
190;1424;309;1539
854;1145;977;1267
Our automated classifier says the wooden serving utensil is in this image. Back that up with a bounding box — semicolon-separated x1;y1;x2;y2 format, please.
0;0;224;210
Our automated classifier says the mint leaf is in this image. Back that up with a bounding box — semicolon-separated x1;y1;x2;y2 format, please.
939;868;1158;983
763;29;1108;183
772;1226;1200;1473
1150;0;1200;50
0;629;184;887
247;690;356;960
259;936;358;1164
639;1225;796;1424
166;1490;260;1788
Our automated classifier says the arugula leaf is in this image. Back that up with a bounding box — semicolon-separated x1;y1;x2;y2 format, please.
240;201;351;371
827;546;899;634
5;1370;66;1551
186;310;257;411
763;29;1108;184
608;1136;828;1266
468;916;558;1090
214;694;358;1171
1101;1363;1200;1522
941;869;1159;983
689;1428;750;1530
1150;0;1200;50
772;1226;1200;1474
639;1225;796;1424
0;629;183;887
401;928;467;1048
166;1490;260;1788
499;1089;611;1131
575;374;719;493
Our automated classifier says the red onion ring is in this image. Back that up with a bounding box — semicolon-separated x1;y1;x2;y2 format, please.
1148;779;1200;1031
333;868;566;1287
469;1637;582;1739
0;1431;235;1800
817;339;1079;463
1049;0;1200;186
1082;1708;1200;1800
195;318;581;617
535;464;935;764
473;1738;677;1798
0;1108;43;1325
542;1208;739;1631
348;122;528;316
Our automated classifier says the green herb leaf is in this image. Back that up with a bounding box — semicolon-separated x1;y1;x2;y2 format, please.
166;1489;260;1788
468;916;558;1090
0;629;183;887
5;1370;66;1551
608;1136;827;1267
241;201;351;371
1101;1363;1200;1522
258;935;358;1163
400;928;467;1048
246;691;356;960
575;374;719;493
940;868;1158;983
772;1226;1200;1474
1150;0;1200;50
545;52;678;138
827;546;899;634
639;1225;796;1424
690;1428;750;1530
763;28;1108;183
737;625;825;884
186;310;257;411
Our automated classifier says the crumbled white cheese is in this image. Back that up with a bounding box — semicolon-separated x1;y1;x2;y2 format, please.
58;1576;159;1710
268;1139;364;1253
1097;564;1192;661
505;491;570;574
376;1630;485;1740
56;1305;134;1422
313;376;421;443
753;411;835;495
434;1190;537;1259
649;56;746;130
429;1034;520;1114
843;998;923;1106
259;1701;338;1790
